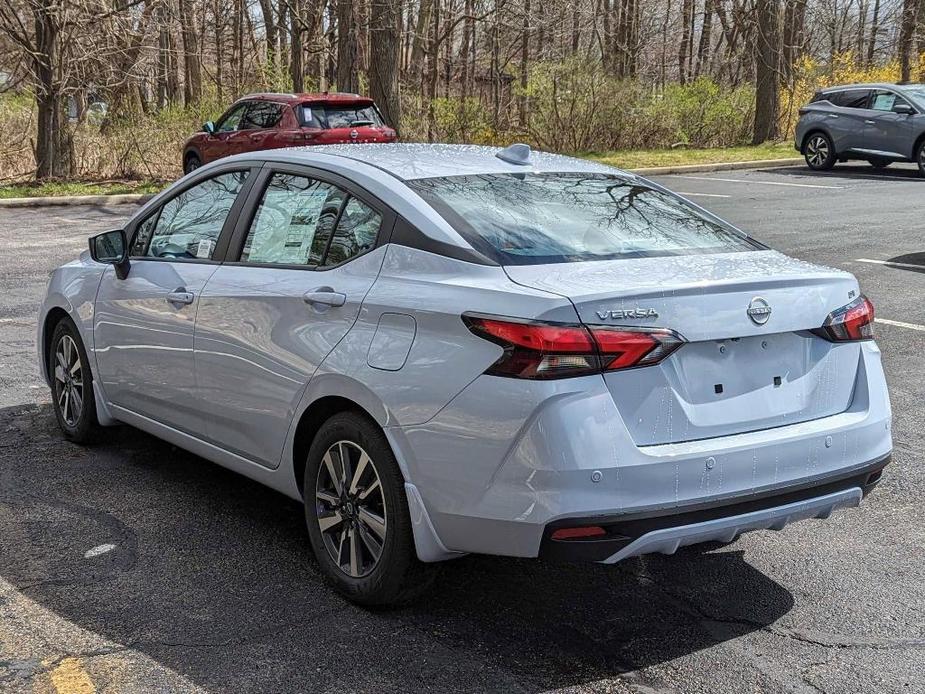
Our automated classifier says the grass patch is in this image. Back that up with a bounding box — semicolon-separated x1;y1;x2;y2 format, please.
583;142;797;170
0;179;166;199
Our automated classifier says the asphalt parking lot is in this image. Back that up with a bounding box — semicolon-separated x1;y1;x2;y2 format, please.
1;162;923;694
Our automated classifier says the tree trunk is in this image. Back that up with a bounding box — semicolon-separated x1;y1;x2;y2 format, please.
179;0;202;105
678;0;693;84
258;0;278;67
409;0;433;82
337;0;359;91
753;0;781;143
290;0;304;91
520;0;530;126
866;0;880;67
898;0;919;82
32;0;72;179
571;0;580;52
695;0;713;77
369;0;402;130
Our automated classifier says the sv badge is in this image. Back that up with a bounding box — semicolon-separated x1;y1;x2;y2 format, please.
596;308;659;320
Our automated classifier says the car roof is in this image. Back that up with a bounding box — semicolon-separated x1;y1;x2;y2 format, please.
819;82;910;92
256;143;630;181
235;92;373;105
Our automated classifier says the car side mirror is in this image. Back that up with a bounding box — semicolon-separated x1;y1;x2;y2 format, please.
89;229;130;279
203;121;216;134
893;103;915;115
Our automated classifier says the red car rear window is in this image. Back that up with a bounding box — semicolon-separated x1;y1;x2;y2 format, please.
298;104;384;129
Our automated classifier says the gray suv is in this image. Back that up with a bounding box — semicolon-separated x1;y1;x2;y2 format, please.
795;82;925;174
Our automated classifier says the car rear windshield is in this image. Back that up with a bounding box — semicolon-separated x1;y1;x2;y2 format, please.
405;173;763;265
298;103;384;129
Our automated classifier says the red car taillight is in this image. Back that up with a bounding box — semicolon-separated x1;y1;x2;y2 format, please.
462;313;685;380
813;295;875;342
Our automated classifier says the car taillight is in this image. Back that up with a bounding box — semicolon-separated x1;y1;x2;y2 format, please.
813;295;875;342
462;313;685;380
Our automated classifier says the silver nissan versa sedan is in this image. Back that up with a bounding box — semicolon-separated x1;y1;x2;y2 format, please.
38;143;893;605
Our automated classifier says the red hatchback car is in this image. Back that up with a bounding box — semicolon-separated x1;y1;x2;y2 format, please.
182;92;397;174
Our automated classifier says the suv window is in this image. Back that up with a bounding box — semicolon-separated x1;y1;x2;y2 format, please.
870;89;911;112
242;101;283;129
406;173;761;265
297;104;384;129
137;171;249;260
216;103;247;132
241;173;347;266
829;90;871;109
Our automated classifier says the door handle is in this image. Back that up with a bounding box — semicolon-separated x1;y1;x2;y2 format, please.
303;289;346;308
166;289;195;306
828;114;839;118
864;119;876;124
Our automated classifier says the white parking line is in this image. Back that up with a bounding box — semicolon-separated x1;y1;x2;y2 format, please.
669;175;844;189
675;192;732;198
875;318;925;332
855;258;925;271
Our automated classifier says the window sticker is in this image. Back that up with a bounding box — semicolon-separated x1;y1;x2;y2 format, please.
196;238;214;259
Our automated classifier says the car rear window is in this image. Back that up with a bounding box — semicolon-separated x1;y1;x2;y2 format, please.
298;104;384;129
406;173;763;265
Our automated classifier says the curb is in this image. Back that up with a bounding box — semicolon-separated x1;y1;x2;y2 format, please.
0;157;806;208
0;193;155;208
628;157;804;176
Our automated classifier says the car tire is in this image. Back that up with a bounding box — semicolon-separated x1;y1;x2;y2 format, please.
916;141;925;177
183;153;202;175
804;132;836;171
49;318;103;444
303;411;436;606
868;157;891;169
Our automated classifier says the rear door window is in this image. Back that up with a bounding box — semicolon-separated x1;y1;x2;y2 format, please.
241;173;347;266
830;90;871;109
406;173;762;265
242;101;283;129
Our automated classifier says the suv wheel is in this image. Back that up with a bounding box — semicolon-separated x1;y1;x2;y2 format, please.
868;157;891;169
303;412;435;606
50;318;102;443
804;133;835;171
183;153;202;175
916;141;925;177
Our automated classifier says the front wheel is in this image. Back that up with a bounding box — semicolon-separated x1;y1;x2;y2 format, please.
916;141;925;177
804;133;836;170
49;318;102;443
303;412;435;606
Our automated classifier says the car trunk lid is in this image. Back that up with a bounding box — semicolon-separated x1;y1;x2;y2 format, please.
504;250;864;445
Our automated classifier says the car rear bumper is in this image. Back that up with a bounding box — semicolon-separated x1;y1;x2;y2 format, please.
395;341;891;561
538;454;888;562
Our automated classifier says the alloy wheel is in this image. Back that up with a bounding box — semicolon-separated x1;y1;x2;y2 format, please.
806;135;829;168
54;334;83;427
315;440;388;578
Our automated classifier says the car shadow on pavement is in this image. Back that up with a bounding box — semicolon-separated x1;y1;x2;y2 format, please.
763;163;923;181
0;403;794;692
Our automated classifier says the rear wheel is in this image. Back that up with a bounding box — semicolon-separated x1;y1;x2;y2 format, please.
303;412;435;606
868;157;891;169
804;132;835;171
183;153;201;175
49;318;102;443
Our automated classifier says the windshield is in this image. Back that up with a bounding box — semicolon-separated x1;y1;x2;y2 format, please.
406;173;763;265
298;104;383;129
899;85;925;105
